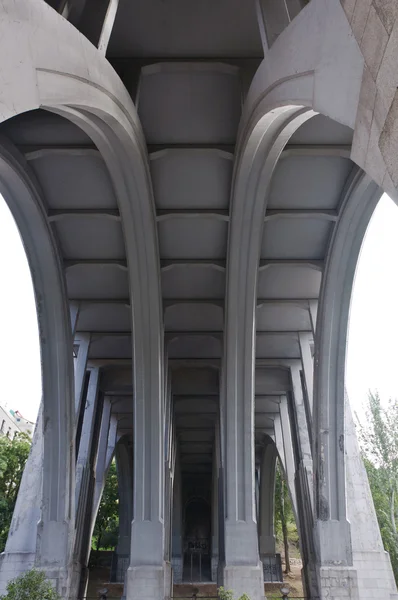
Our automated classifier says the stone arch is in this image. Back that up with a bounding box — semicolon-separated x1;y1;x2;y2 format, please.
0;136;75;595
257;438;278;559
0;16;163;594
313;171;381;561
222;82;315;598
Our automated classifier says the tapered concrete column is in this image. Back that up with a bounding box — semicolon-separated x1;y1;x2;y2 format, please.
74;333;91;420
277;403;297;513
164;373;174;570
211;423;220;582
222;280;263;598
345;396;397;600
0;407;43;595
0;146;77;598
125;289;167;599
115;438;134;556
74;367;103;598
164;468;173;563
74;402;117;596
221;103;312;600
308;301;317;338
70;302;80;337
298;332;313;422
93;405;117;517
312;175;380;600
222;364;264;599
289;368;318;598
258;441;277;560
75;368;101;510
171;457;183;583
290;366;313;506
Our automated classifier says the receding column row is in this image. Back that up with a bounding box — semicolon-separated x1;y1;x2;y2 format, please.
0;357;319;600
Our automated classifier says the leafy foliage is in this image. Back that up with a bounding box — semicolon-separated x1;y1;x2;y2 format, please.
274;461;298;572
0;433;31;551
237;594;251;600
358;391;398;583
217;588;251;600
92;460;119;551
218;587;234;600
0;569;61;600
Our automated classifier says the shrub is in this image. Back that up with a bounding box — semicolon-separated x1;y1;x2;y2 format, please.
218;587;235;600
0;569;61;600
218;588;251;600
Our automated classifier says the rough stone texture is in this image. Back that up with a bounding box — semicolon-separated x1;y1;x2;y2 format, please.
319;566;359;600
341;0;357;23
380;91;398;187
342;0;398;200
351;66;376;166
360;5;389;80
373;0;398;34
317;398;398;600
351;0;372;42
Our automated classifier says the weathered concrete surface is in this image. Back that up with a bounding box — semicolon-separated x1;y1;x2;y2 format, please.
346;401;398;600
0;410;42;595
1;2;398;599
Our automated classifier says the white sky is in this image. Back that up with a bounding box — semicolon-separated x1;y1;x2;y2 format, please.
346;193;398;415
0;193;398;423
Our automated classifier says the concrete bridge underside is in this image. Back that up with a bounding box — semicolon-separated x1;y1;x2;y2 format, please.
0;1;397;599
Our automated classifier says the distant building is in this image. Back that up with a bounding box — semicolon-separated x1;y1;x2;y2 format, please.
0;405;35;439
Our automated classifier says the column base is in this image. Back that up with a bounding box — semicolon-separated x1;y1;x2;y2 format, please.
211;555;218;583
301;560;319;600
0;551;36;596
317;520;352;565
353;551;398;600
223;564;265;600
36;566;72;599
172;556;183;583
319;566;359;600
0;550;75;598
125;562;172;600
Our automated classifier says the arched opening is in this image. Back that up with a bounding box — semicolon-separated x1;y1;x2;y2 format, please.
346;193;398;585
0;195;41;560
86;457;121;599
273;460;302;589
0;106;133;597
0;197;41;427
183;497;212;582
347;194;398;415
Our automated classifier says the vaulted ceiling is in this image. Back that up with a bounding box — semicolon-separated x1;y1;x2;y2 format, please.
4;0;355;473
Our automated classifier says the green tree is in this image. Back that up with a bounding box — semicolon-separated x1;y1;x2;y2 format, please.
0;569;61;600
274;461;298;573
358;391;398;582
0;432;31;551
92;460;119;552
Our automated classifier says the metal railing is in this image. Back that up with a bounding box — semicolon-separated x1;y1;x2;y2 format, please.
109;552;129;583
262;553;283;583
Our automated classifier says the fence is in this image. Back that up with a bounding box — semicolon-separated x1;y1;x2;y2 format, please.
109;552;129;583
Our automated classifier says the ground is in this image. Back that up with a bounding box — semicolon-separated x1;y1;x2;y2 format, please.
85;549;304;599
